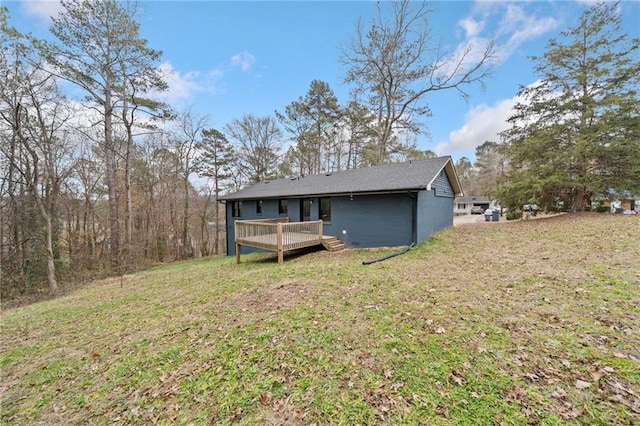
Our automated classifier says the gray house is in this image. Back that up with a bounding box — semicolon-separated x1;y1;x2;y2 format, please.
219;156;463;258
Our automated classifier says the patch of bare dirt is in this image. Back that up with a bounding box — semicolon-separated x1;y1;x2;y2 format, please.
255;395;309;426
227;279;319;318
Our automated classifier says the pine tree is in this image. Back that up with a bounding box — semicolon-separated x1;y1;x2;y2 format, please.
498;2;640;212
195;129;235;255
276;80;340;175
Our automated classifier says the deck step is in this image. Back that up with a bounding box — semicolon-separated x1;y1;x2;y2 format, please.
322;236;345;252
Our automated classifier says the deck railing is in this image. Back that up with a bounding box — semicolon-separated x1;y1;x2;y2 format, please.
280;221;323;250
235;218;289;248
234;218;323;263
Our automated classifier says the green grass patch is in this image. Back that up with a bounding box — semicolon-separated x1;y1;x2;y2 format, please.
1;213;639;424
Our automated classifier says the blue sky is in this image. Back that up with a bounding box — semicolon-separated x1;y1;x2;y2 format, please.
5;0;640;161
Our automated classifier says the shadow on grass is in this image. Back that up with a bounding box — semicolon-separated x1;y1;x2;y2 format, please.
243;245;327;264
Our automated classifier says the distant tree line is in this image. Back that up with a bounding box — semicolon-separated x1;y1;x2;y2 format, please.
1;0;495;299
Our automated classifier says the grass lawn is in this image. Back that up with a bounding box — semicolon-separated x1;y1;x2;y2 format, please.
1;213;639;425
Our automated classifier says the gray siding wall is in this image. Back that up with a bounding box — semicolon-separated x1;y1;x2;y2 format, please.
416;182;455;243
327;193;413;248
431;170;456;197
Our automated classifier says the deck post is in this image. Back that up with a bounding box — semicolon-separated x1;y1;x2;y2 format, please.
234;220;240;263
277;222;283;264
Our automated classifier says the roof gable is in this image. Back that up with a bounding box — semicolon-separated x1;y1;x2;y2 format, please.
220;156;463;201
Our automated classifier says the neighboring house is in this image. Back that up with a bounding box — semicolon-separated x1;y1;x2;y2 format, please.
219;156;463;256
593;190;639;213
454;196;494;215
596;198;639;213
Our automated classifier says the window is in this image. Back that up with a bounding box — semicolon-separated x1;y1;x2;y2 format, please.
278;199;288;215
320;198;331;222
232;201;242;218
301;199;311;222
256;200;263;215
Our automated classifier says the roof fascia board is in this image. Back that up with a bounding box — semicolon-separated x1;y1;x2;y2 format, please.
226;189;425;201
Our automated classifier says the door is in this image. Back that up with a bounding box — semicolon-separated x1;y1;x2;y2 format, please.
300;198;311;222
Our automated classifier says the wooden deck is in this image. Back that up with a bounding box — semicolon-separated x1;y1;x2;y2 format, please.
234;218;324;263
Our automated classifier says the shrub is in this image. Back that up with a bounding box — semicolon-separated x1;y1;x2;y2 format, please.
506;210;523;220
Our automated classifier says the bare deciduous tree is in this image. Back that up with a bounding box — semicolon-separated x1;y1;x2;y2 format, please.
341;0;496;165
225;114;282;186
170;108;208;259
0;23;73;295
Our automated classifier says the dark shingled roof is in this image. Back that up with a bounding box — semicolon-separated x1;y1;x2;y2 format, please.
456;195;491;204
220;156;462;201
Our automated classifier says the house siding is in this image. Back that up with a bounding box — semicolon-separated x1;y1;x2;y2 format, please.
417;189;454;242
417;172;455;242
225;198;292;255
431;170;456;197
327;193;414;248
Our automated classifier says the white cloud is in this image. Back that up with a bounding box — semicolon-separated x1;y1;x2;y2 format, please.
456;2;560;65
498;4;559;57
21;0;63;21
156;52;254;104
157;61;224;103
433;95;520;156
458;17;484;39
434;79;548;156
149;52;256;105
158;62;202;102
230;51;255;72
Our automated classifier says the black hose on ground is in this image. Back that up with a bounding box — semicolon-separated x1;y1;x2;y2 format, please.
362;243;416;265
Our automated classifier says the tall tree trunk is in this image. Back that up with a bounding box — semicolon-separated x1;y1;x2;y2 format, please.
38;203;58;296
182;172;189;259
104;88;120;265
22;137;59;296
125;125;133;252
214;186;220;255
121;85;135;256
573;187;588;212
